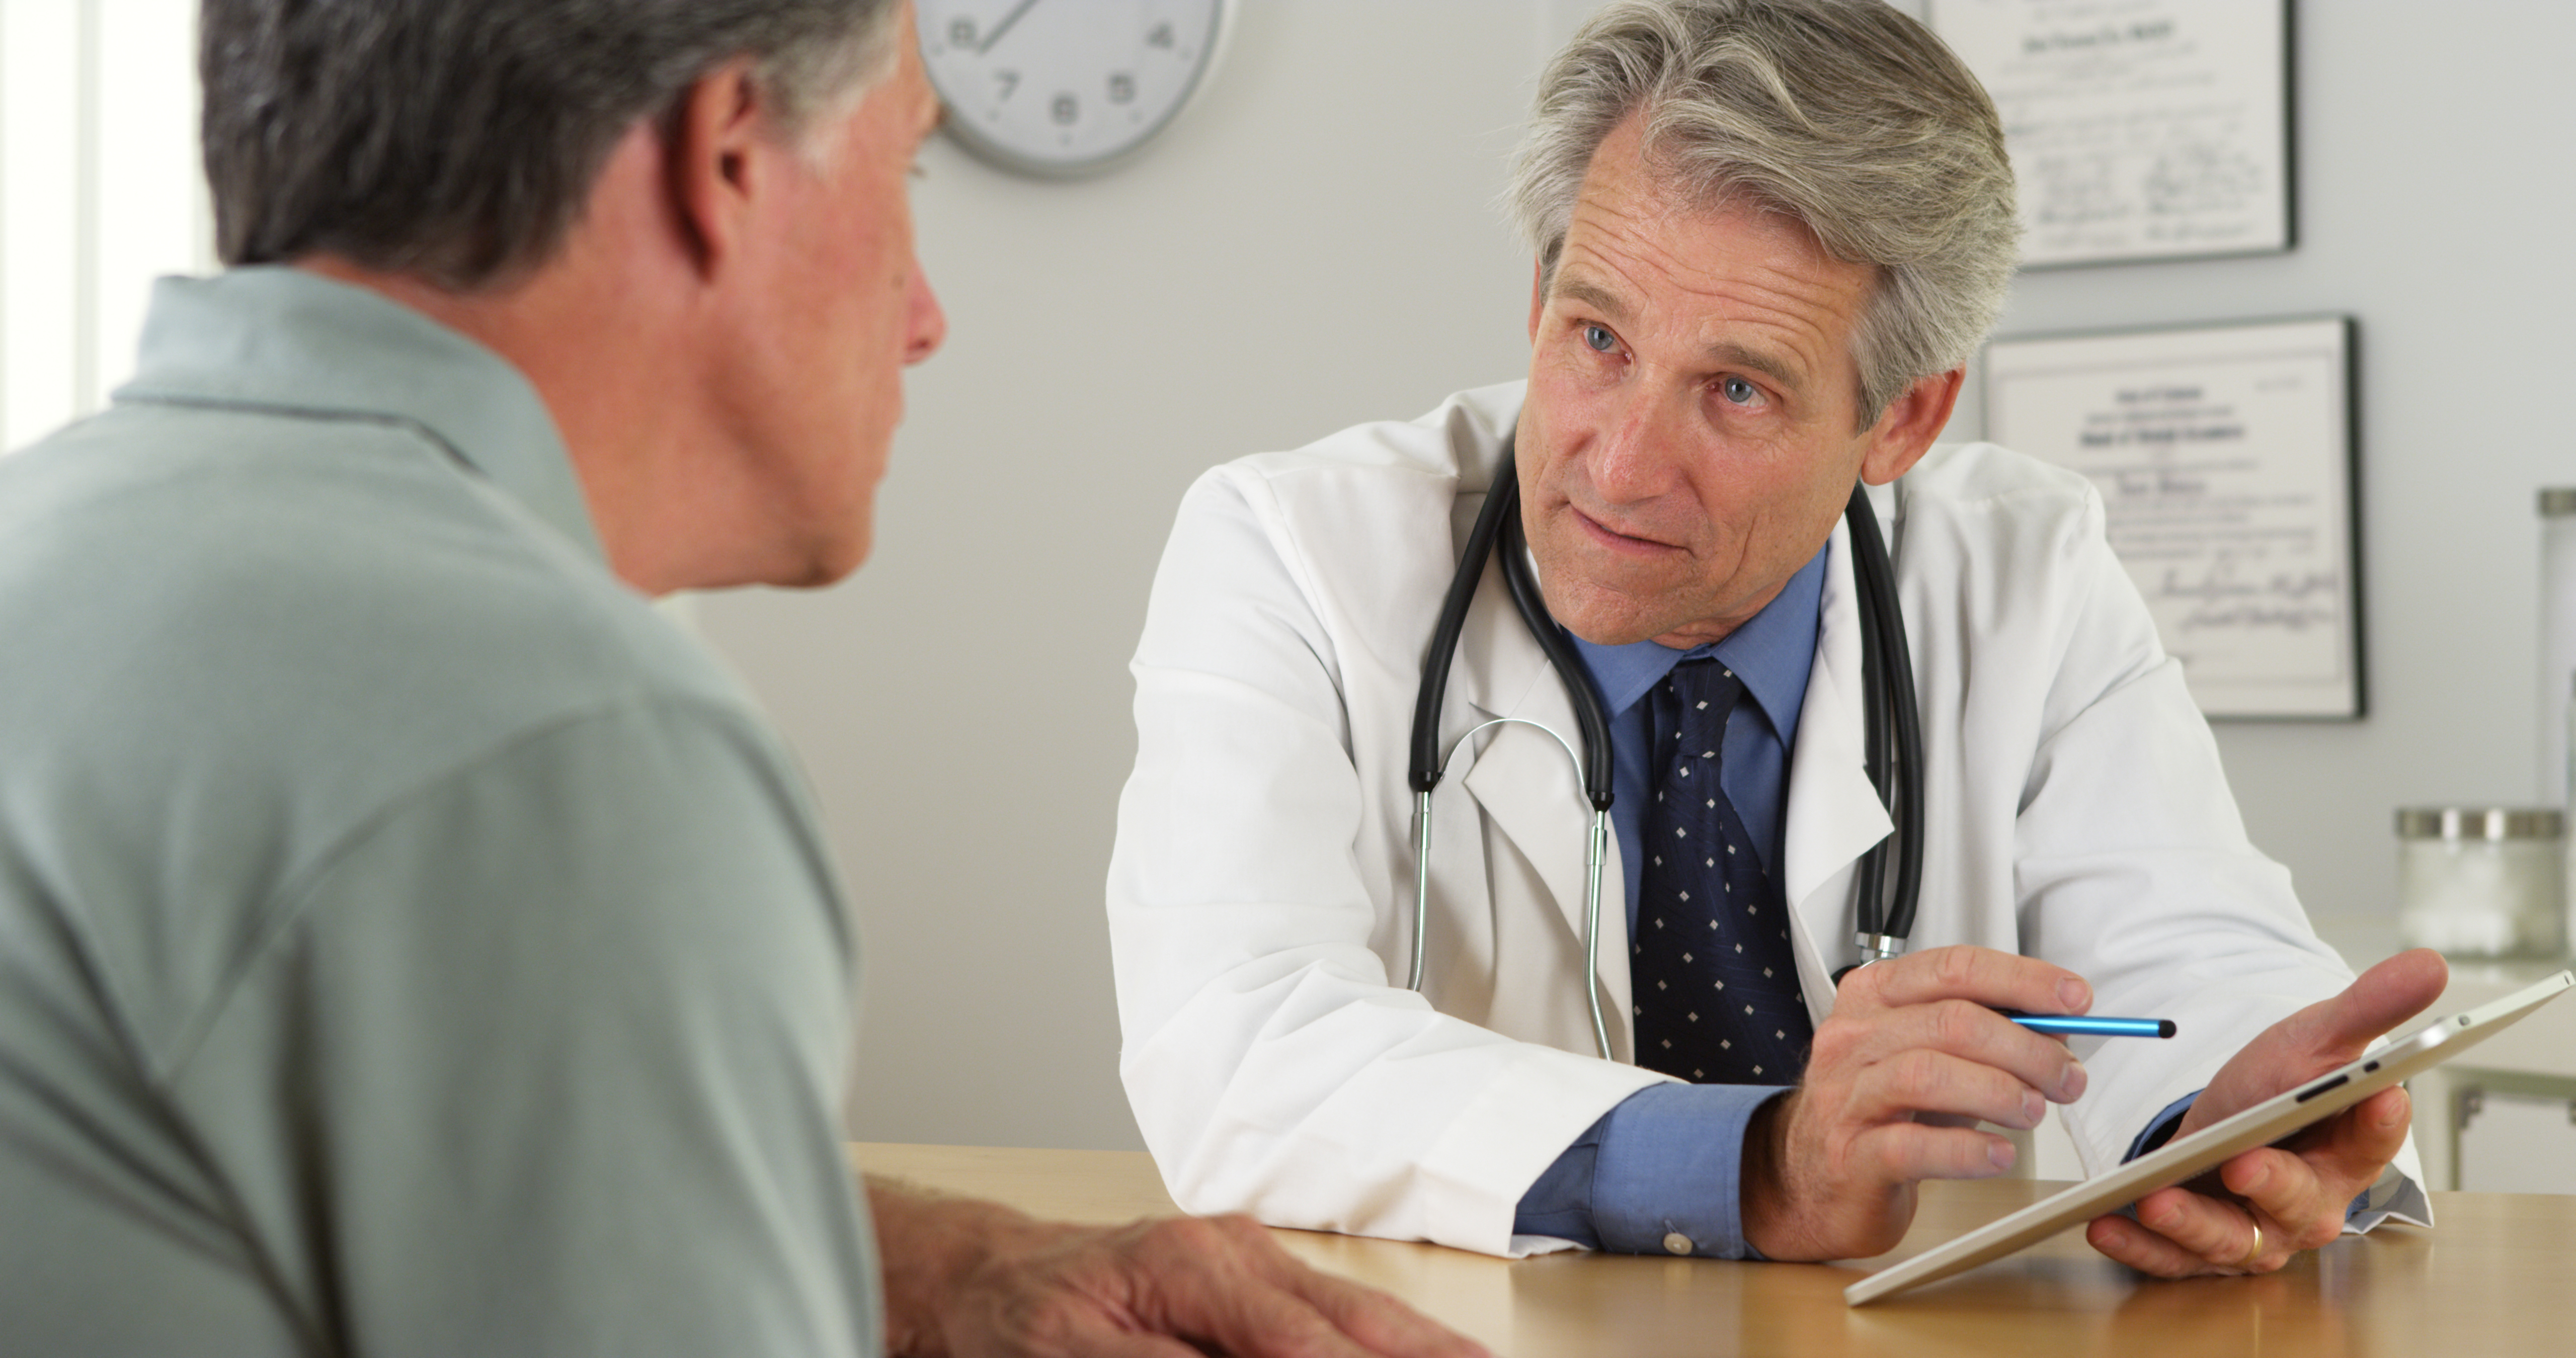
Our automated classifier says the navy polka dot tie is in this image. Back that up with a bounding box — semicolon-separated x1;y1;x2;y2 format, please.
1629;657;1813;1084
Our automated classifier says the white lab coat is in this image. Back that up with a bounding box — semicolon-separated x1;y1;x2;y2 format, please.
1108;383;2378;1257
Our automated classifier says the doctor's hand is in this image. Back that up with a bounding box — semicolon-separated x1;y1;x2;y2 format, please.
1741;945;2095;1261
865;1177;1491;1358
2084;948;2448;1279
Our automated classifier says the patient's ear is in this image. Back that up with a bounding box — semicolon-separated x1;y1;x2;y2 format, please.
664;60;769;279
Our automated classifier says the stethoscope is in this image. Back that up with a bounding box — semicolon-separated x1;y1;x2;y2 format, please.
1405;433;1923;1061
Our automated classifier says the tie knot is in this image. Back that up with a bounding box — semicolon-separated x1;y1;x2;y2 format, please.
1662;657;1743;762
1667;656;1744;720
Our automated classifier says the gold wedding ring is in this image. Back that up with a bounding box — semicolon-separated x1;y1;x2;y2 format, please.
2234;1221;2265;1270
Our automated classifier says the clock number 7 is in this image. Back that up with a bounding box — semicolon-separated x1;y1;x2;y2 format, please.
993;69;1020;101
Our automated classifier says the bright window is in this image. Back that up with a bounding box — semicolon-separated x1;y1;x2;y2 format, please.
2;0;210;451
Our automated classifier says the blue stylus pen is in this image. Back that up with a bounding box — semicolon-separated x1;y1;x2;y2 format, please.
1996;1011;2176;1038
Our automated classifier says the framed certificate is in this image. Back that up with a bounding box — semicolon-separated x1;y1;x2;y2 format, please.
1983;316;2362;719
1927;0;2293;268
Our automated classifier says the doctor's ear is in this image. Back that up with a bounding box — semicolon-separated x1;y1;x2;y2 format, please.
1858;369;1963;485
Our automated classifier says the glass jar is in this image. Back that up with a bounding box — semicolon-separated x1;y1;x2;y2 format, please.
2397;808;2565;959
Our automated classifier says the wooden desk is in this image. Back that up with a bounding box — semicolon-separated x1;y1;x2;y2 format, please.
855;1143;2570;1356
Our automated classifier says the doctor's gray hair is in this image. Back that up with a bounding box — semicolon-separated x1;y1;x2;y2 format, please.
1507;0;2019;425
201;0;907;290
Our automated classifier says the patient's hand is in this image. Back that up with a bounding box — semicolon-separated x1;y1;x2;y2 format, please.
866;1178;1491;1358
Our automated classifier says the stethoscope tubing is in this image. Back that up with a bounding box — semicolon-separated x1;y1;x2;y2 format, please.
1843;480;1923;952
1413;715;1615;1060
1407;436;1619;1058
1405;432;1921;1061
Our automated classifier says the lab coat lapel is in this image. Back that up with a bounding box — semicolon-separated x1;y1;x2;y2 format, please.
1783;512;1897;1016
1453;548;1635;1041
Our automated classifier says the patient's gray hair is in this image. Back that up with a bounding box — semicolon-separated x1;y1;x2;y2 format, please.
1508;0;2019;424
203;0;908;290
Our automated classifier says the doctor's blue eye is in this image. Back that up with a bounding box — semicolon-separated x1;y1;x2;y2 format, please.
1583;324;1617;353
1721;375;1758;404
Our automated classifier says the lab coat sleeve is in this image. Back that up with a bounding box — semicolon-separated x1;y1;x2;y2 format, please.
1997;486;2425;1207
1109;466;1668;1256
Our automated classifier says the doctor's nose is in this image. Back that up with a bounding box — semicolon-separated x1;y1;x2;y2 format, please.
1580;387;1691;505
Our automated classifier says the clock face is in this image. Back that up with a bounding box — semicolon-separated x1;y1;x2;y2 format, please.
917;0;1232;177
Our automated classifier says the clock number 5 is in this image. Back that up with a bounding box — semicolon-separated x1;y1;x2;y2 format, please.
1108;72;1136;105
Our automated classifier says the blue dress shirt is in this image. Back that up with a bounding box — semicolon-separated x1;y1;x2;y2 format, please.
1512;547;1826;1256
1506;542;2332;1254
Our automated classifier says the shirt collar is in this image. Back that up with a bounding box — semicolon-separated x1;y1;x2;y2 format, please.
112;266;604;561
1566;544;1827;745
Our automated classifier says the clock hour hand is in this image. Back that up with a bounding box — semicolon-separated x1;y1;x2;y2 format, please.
977;0;1044;56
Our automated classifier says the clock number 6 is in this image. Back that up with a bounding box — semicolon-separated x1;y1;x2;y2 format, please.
1052;93;1079;125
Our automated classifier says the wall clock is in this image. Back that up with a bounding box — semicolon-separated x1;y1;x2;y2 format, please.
916;0;1235;178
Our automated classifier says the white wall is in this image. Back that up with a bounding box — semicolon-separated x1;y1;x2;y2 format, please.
698;0;2576;1151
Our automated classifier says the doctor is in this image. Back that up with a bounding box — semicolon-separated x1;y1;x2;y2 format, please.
1109;0;2444;1272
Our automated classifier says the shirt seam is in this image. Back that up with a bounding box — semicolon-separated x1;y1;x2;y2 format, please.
144;688;794;1089
101;689;809;1353
1222;464;1354;731
114;392;481;477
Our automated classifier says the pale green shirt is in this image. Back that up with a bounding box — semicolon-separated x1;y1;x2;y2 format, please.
0;269;881;1355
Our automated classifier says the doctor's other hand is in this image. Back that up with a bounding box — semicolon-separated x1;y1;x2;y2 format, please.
865;1177;1492;1358
2084;948;2448;1279
1741;945;2095;1261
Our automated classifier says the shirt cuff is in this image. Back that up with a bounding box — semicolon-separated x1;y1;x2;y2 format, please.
1511;1081;1790;1258
2118;1087;2427;1230
2123;1090;2200;1162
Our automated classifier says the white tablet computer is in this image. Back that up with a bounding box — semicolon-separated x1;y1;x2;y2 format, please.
1844;970;2575;1306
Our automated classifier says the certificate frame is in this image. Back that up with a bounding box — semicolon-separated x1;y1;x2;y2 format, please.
1981;315;2363;720
1927;0;2295;270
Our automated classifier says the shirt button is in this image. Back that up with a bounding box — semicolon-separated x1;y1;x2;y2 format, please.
1663;1231;1694;1256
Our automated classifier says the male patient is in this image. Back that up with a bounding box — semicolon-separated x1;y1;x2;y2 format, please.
0;3;1479;1355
